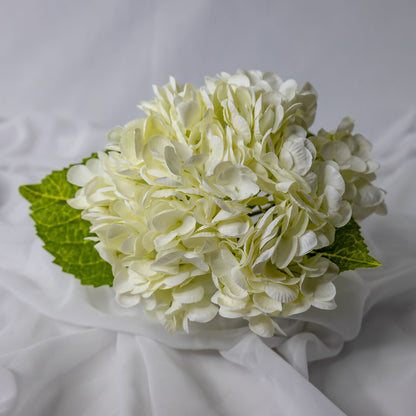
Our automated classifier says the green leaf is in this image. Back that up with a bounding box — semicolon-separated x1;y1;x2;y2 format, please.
19;155;114;287
314;217;381;272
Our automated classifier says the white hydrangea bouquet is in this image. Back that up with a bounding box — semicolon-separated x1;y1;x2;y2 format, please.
20;70;386;337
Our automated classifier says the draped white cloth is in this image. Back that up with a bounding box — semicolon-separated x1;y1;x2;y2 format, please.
0;111;415;415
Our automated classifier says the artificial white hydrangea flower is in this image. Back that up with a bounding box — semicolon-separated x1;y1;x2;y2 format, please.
67;69;385;337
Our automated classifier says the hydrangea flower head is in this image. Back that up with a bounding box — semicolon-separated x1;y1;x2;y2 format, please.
67;70;385;337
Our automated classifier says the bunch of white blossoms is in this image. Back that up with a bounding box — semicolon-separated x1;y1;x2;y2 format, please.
67;70;386;337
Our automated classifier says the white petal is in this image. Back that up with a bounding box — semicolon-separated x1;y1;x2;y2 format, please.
176;216;196;236
106;224;131;250
67;194;88;210
214;292;248;310
265;283;298;303
324;186;342;212
279;79;297;101
259;107;275;134
164;146;181;175
152;250;183;267
161;271;193;288
173;282;204;304
357;184;385;207
336;117;354;135
318;162;345;195
271;236;298;268
283;137;313;175
314;282;336;302
154;230;177;249
275;180;294;193
120;128;142;164
67;165;94;186
152;209;183;232
279;148;293;170
345;156;366;172
227;73;251;87
297;231;318;256
253;293;282;313
282;297;311;316
182;252;209;271
186;302;218;323
366;160;379;173
176;100;201;128
312;299;337;310
231;111;251;143
217;218;250;237
249;315;275;337
230;267;249;290
153;177;183;187
329;200;352;227
221;267;248;298
116;293;141;308
321;141;351;163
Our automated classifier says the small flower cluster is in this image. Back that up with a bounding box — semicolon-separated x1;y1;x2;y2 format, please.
67;70;385;337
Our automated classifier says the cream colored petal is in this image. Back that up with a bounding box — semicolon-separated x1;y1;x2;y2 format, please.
116;293;141;307
248;314;275;337
321;141;351;163
67;164;94;187
231;111;251;143
365;160;379;173
275;180;294;193
253;293;282;313
67;194;88;210
175;216;196;236
324;185;342;212
318;162;345;195
312;299;337;310
176;100;201;128
152;250;183;267
217;218;250;237
283;137;313;176
279;79;297;101
297;230;318;256
221;267;248;299
152;209;184;232
314;281;336;301
161;271;192;288
356;184;385;207
262;262;290;281
212;291;248;311
182;252;209;272
186;302;218;323
282;296;311;317
172;281;205;304
182;232;218;251
252;245;275;274
329;200;352;227
301;255;331;277
336;117;354;135
106;224;131;250
164;146;182;175
265;283;298;303
344;156;366;172
120;128;142;164
271;236;298;268
154;230;177;249
153;177;183;187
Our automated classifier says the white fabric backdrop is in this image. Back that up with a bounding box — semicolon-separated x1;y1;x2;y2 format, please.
1;0;416;140
1;1;416;415
0;110;415;415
